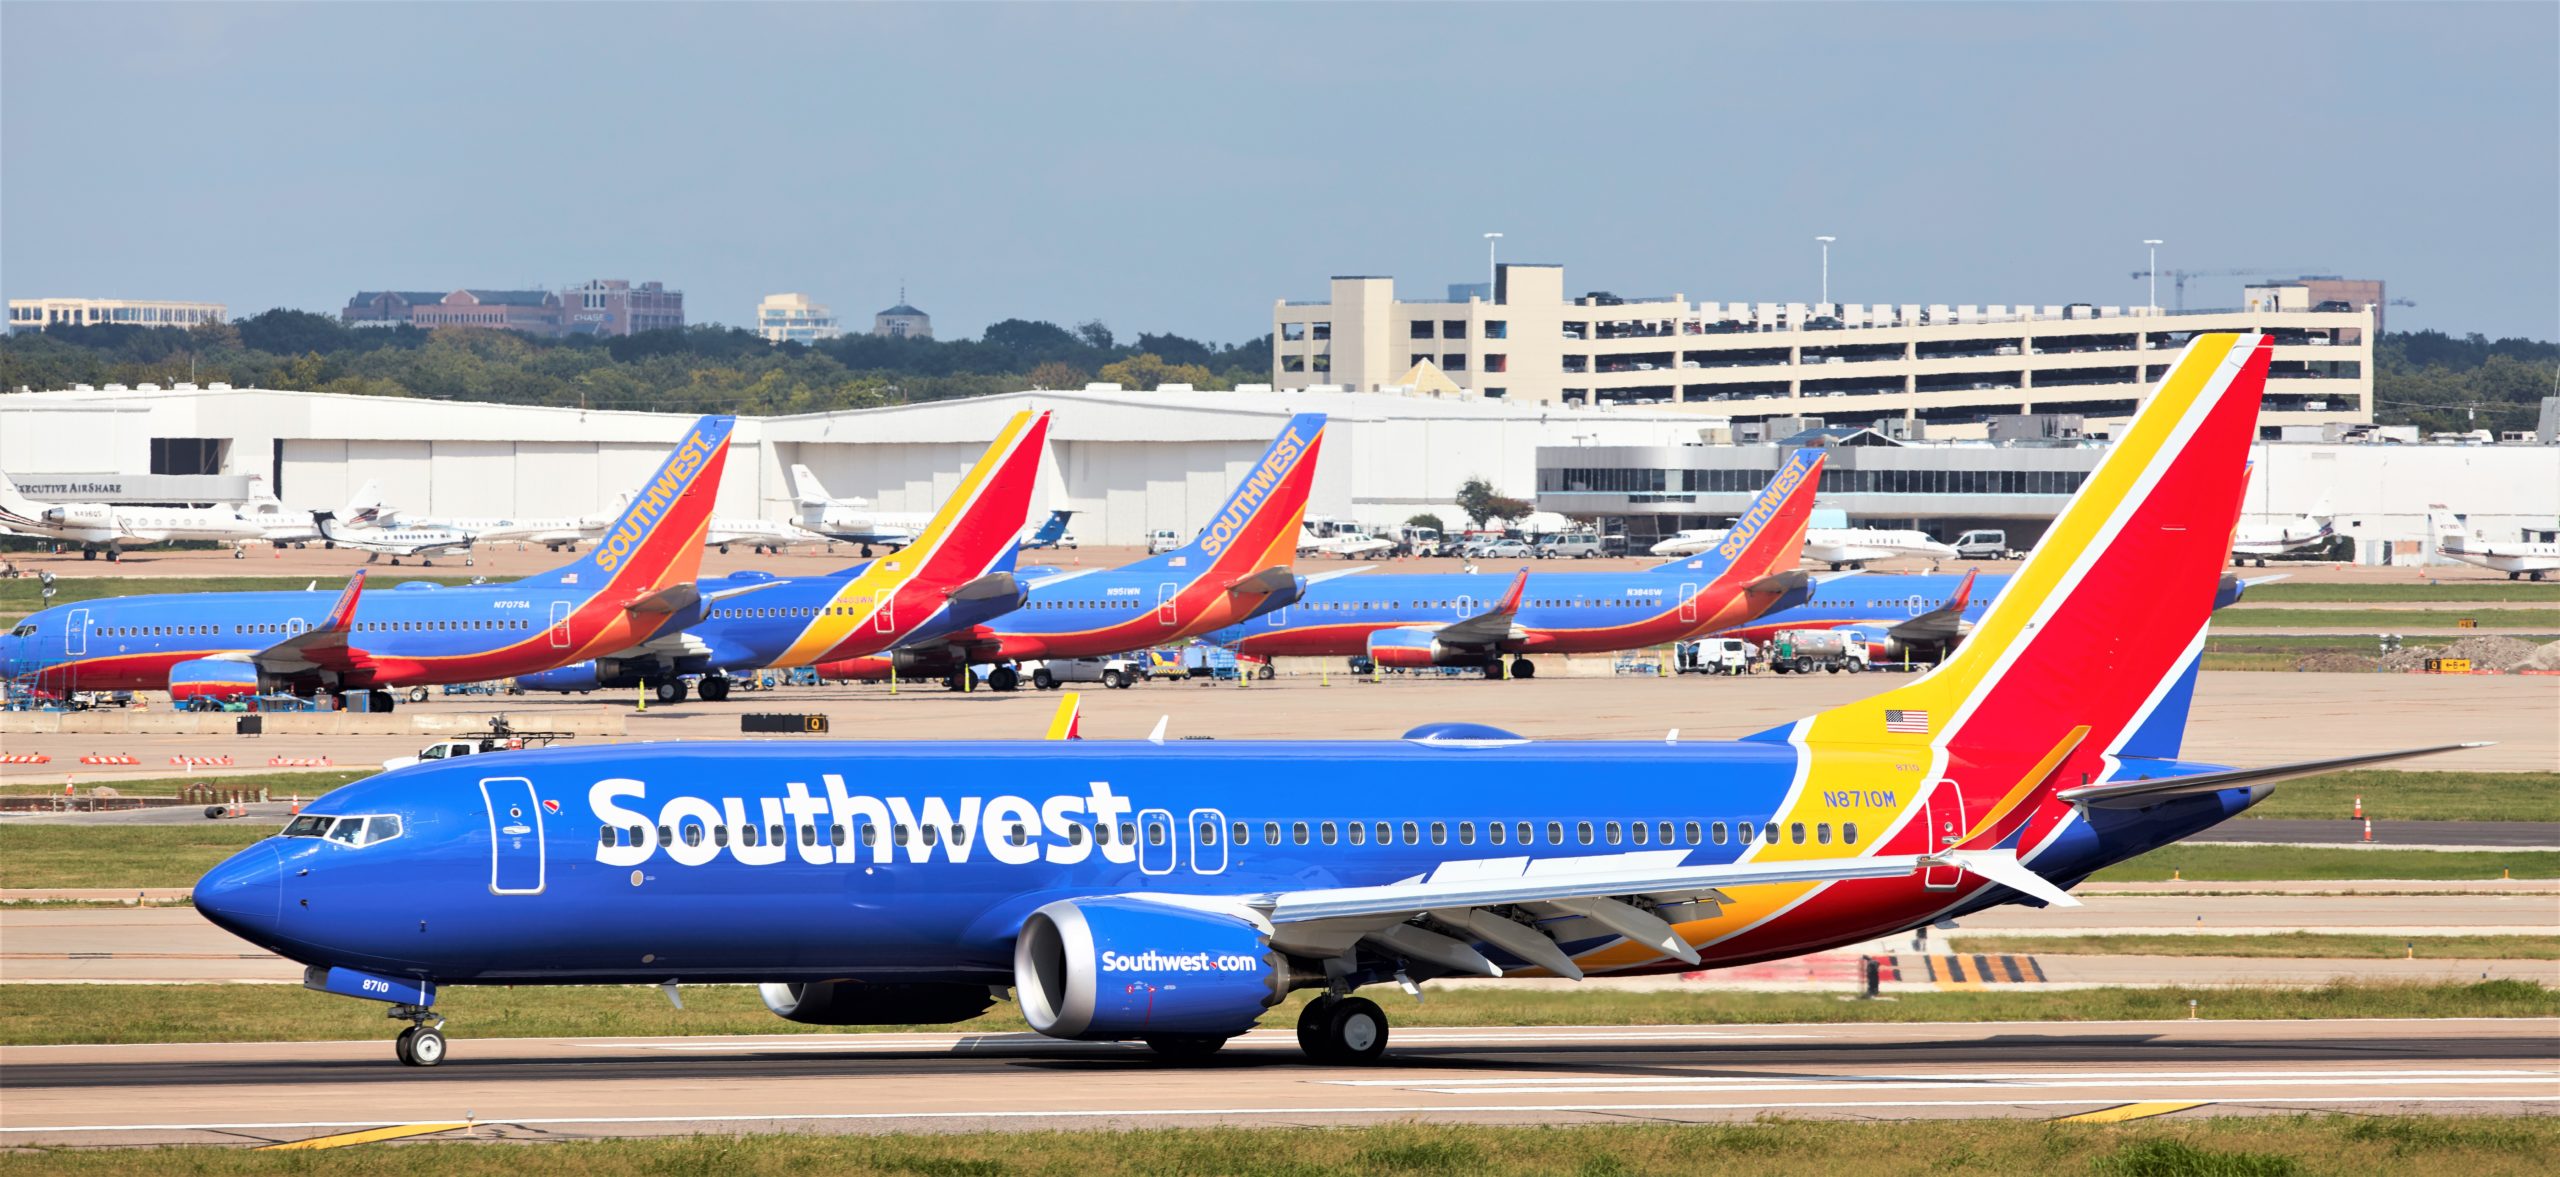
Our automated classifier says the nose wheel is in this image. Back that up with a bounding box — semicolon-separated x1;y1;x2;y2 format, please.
1296;995;1388;1064
390;1005;446;1066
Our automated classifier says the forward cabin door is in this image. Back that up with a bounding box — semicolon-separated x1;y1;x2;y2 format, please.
548;600;572;650
1921;778;1966;890
480;776;547;895
64;608;89;657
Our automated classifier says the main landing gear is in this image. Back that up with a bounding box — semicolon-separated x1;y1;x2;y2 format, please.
391;1005;447;1067
655;678;691;704
697;674;732;702
1297;994;1389;1064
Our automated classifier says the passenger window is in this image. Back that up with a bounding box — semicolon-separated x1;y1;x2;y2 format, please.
1429;822;1447;845
1737;821;1755;843
712;825;729;847
1147;823;1166;847
862;824;880;846
1517;821;1534;845
1319;822;1337;845
1064;823;1081;846
1789;822;1805;845
1118;822;1135;846
1199;821;1219;845
659;824;674;847
1095;823;1111;846
742;824;760;847
1683;821;1701;844
1547;821;1563;844
772;824;787;846
1375;821;1392;845
1291;821;1309;845
1712;821;1728;845
830;824;845;847
1264;821;1281;845
1401;821;1419;845
1631;821;1648;846
1604;821;1622;844
1488;821;1506;846
1577;821;1594;845
894;825;911;846
1008;823;1029;846
1659;821;1676;845
1843;822;1859;845
1817;822;1832;845
1348;821;1366;845
630;824;646;847
1457;821;1475;845
1231;821;1248;844
921;825;939;846
598;825;614;847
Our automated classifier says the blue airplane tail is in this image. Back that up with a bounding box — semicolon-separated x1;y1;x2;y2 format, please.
1024;510;1075;549
1119;413;1325;577
1647;447;1826;581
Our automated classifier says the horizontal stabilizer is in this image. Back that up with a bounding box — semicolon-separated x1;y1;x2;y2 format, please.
1225;565;1296;595
1744;570;1811;595
945;570;1020;602
625;583;700;615
2058;743;2490;809
1926;849;2080;908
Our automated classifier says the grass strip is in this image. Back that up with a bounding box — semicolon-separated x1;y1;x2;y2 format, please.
2245;582;2560;604
2090;844;2558;882
4;1116;2560;1175
0;576;475;612
2236;770;2560;823
0;980;2548;1048
2213;607;2560;629
0;769;370;799
1946;933;2560;959
0;824;268;890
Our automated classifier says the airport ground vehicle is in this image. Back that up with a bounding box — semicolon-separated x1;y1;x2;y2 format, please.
1475;539;1534;559
1674;638;1757;675
1024;656;1147;690
381;723;571;771
1146;529;1184;554
1953;529;2012;560
1536;532;1605;559
1768;628;1870;673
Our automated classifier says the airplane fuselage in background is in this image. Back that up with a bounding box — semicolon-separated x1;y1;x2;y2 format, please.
1207;568;1805;659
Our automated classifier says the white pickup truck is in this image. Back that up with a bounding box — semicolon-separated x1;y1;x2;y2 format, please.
383;727;572;771
1021;657;1148;690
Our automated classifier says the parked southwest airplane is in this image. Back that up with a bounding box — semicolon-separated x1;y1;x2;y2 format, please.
814;413;1327;692
1203;449;1825;678
185;335;2479;1069
518;412;1051;703
0;419;737;712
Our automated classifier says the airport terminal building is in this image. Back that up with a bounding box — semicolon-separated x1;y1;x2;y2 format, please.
1272;265;2375;437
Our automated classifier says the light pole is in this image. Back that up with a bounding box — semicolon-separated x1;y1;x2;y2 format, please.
1814;236;1836;310
1483;232;1503;302
2143;239;2163;313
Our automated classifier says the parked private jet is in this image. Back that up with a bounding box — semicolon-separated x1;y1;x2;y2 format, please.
2431;505;2560;580
0;471;265;559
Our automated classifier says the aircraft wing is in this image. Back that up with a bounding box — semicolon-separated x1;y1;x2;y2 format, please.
1430;569;1530;650
1884;568;1978;645
252;571;370;675
1132;847;2069;978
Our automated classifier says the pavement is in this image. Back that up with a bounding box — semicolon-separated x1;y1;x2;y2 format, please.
8;668;2554;787
1;1018;2551;1146
2189;819;2560;850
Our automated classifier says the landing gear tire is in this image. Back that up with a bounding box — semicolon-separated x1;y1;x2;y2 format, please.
396;1025;446;1067
1032;668;1056;691
1144;1034;1228;1061
655;679;690;704
408;686;430;703
988;666;1020;692
82;549;98;561
1299;995;1387;1064
370;689;395;713
1510;657;1535;680
944;671;968;692
1257;664;1275;681
698;675;731;702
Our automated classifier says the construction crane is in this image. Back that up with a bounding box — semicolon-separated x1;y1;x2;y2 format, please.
2126;267;2330;311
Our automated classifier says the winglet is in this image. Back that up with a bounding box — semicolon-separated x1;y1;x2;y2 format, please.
1046;692;1083;740
1947;568;1978;612
1147;715;1169;745
318;570;366;633
1495;567;1529;616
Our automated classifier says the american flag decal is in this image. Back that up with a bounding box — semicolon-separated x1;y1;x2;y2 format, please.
1884;709;1931;734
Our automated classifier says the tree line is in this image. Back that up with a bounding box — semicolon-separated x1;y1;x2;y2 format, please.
0;310;1275;415
2373;330;2556;436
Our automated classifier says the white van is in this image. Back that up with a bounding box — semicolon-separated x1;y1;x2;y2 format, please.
1953;529;2011;560
1146;529;1184;554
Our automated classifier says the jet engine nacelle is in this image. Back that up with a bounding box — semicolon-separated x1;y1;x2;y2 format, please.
1013;896;1296;1041
1364;627;1485;670
757;980;995;1026
514;658;664;693
168;659;261;705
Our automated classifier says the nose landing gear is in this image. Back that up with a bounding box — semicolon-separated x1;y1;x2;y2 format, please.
390;1004;447;1067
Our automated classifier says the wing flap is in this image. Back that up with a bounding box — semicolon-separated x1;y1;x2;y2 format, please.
1258;851;1947;924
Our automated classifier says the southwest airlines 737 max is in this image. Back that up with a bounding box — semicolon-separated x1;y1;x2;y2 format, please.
187;337;2479;1069
0;418;736;712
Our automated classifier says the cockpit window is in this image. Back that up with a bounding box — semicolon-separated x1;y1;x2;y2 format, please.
282;813;402;847
7;625;34;638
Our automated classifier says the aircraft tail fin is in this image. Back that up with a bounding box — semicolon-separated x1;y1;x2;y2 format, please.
881;411;1051;593
1761;334;2272;807
1026;509;1075;548
1120;413;1327;578
519;416;737;594
789;464;835;509
1648;448;1826;583
339;479;387;528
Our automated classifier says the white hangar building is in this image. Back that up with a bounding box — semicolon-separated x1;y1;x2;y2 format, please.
0;383;1716;546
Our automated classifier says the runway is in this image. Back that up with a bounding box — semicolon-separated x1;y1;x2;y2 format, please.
2187;819;2560;849
1;1018;2550;1146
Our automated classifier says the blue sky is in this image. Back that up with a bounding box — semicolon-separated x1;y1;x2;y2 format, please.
5;3;2553;342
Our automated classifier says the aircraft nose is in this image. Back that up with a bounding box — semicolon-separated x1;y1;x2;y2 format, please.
193;843;282;943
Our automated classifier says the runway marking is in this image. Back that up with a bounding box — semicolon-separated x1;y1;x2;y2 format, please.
2053;1101;2211;1123
8;1096;2556;1136
598;1030;1830;1052
1324;1069;2552;1087
255;1121;472;1150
